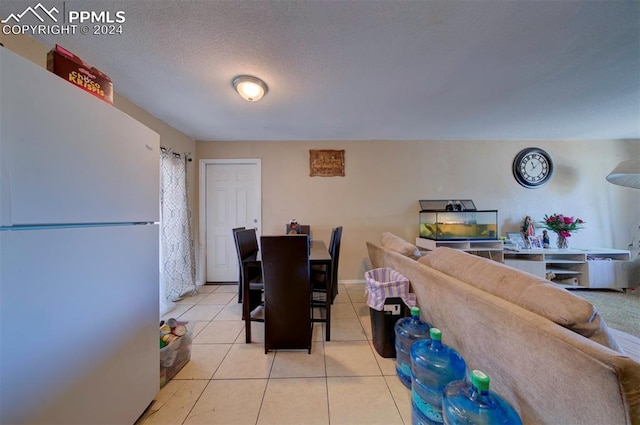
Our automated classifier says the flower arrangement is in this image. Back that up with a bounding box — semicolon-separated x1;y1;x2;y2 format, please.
540;214;585;238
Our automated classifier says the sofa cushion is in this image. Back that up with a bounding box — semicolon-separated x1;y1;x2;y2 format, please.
380;232;421;258
418;247;622;352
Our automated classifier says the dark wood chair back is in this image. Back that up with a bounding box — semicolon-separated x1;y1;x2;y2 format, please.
236;228;259;260
234;228;262;315
261;234;312;354
232;227;246;301
329;226;343;301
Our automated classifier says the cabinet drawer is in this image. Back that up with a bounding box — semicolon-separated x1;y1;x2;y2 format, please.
587;260;638;289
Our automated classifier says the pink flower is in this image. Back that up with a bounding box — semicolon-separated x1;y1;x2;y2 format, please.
559;230;571;238
563;216;574;225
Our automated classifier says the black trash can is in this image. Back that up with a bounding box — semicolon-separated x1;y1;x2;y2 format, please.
365;268;411;358
369;297;409;358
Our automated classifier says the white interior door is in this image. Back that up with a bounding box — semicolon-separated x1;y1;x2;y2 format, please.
201;160;261;282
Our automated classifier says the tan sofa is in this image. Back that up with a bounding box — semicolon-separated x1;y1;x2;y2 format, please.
367;239;640;425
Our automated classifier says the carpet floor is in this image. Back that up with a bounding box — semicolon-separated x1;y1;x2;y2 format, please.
569;289;640;338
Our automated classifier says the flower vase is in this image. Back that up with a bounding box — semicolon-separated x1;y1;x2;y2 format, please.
556;235;569;249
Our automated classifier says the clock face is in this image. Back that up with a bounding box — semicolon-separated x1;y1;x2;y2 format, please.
513;148;553;188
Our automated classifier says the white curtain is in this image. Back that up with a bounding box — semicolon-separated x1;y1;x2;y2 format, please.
160;148;197;312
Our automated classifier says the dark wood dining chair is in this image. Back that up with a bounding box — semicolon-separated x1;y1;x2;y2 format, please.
261;234;312;354
310;226;342;340
311;226;342;301
232;226;245;303
234;228;264;336
329;226;342;302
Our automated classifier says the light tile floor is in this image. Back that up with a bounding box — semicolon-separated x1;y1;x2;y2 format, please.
137;283;412;425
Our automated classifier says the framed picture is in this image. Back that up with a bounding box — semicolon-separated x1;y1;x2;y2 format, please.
310;149;345;177
528;235;542;249
507;232;527;249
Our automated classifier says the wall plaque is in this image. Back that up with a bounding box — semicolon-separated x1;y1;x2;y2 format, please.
309;149;345;177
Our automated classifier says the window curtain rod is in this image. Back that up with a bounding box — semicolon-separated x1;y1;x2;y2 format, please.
160;146;192;162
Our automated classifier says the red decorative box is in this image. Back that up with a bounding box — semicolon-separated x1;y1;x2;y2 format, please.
46;44;113;104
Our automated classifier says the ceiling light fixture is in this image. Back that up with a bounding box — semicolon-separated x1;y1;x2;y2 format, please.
232;75;268;102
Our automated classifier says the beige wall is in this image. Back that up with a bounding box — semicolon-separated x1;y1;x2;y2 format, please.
197;139;640;281
0;32;197;229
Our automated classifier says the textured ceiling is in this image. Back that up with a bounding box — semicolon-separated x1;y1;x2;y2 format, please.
2;0;639;141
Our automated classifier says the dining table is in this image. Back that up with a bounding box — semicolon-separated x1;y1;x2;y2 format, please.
243;239;333;343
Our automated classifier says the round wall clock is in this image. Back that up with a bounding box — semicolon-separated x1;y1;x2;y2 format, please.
512;148;553;188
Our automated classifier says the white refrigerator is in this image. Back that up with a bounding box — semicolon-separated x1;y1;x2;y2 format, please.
0;47;160;424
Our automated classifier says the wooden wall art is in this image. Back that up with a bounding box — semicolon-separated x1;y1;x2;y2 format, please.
309;149;345;177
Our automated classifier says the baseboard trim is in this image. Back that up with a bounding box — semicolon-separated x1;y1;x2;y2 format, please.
339;279;366;284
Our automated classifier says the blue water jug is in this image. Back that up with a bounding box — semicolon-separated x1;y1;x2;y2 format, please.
394;306;431;388
442;370;523;425
411;328;467;425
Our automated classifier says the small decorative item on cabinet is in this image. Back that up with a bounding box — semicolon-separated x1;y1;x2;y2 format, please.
542;230;550;248
556;235;569;249
528;236;542;249
521;215;535;238
506;232;527;250
540;213;585;250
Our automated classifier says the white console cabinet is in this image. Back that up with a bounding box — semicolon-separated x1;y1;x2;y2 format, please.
416;237;636;289
503;248;634;289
